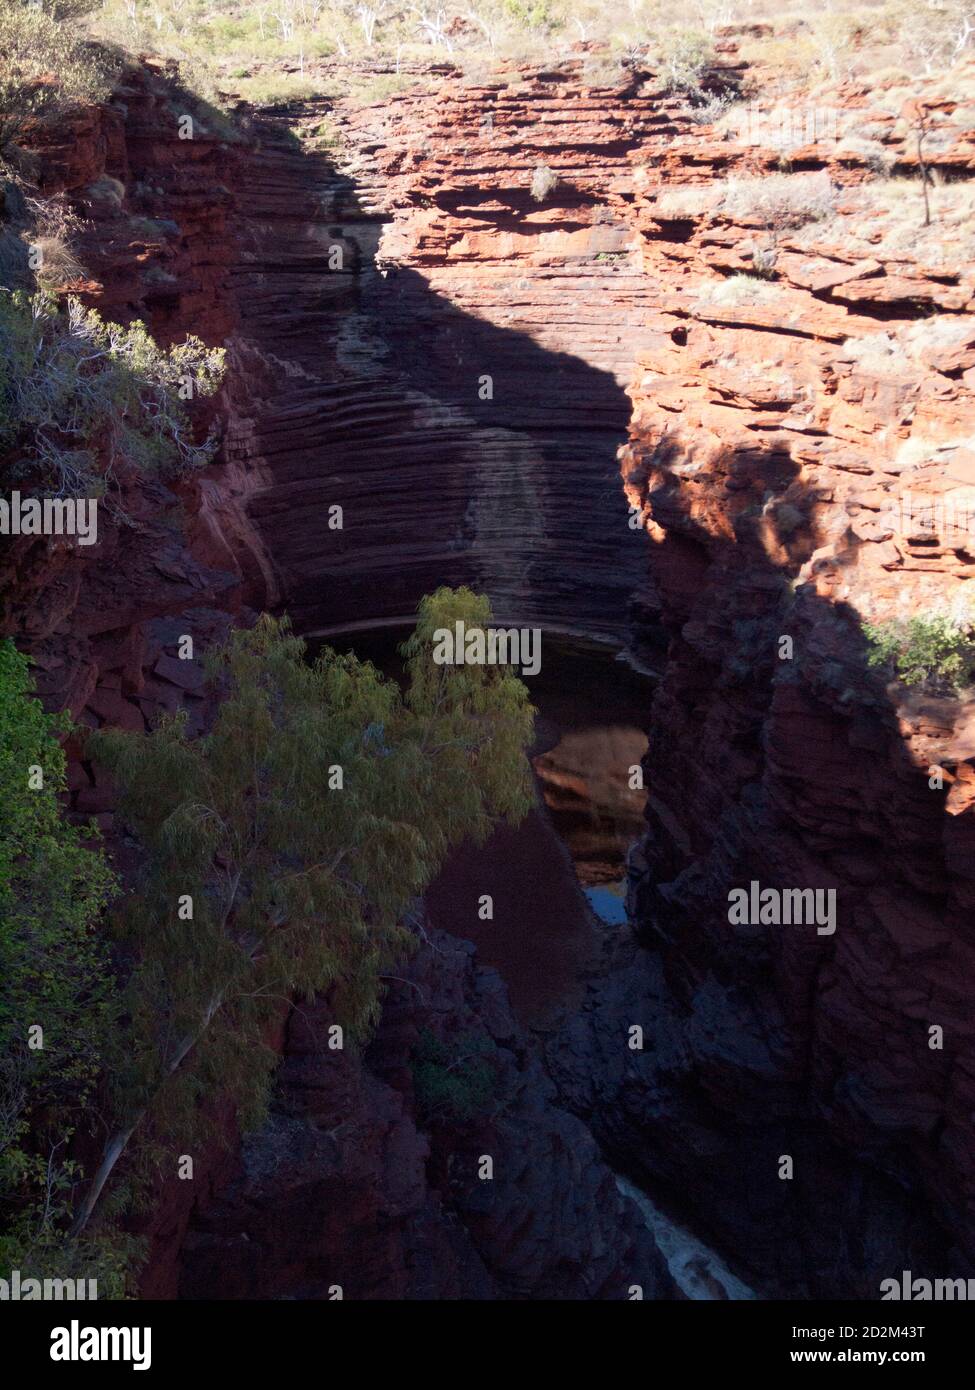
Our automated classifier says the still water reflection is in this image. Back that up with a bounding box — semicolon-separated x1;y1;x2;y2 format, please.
525;640;650;917
323;627;653;1023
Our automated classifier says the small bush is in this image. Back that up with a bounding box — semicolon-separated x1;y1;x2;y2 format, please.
719;172;836;230
0;290;225;496
652;185;716;220
127;215;179;241
411;1028;499;1125
750;241;779;278
2;195;89;295
85;176;125;208
653;172;835;233
23;191;87;245
530;162;558;203
143;265;177;287
345;72;423;105
807;11;864;81
0;0;119;153
658;30;715;97
231;71;321;106
686;91;735;126
845;320;975;377
843;331;910;374
835;136;894;176
846;176;975;262
695;273;785;308
903;316;974;357
29;234;86;291
864;614;975;694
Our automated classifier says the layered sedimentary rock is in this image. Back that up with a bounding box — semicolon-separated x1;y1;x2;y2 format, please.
1;61;264;792
2;60;679;1297
548;60;975;1295
226;67;672;639
321;60;975;1291
8;46;975;1300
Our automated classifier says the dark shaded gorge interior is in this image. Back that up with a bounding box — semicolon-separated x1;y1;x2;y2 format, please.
236;107;664;1024
231;110;852;1298
227;105;656;646
322;629;654;1026
194;98;967;1299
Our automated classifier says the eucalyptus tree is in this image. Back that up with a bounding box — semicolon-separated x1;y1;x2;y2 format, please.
71;587;534;1236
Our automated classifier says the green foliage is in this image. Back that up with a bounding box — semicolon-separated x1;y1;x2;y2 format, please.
0;638;119;1283
864;613;975;693
400;587;536;834
0;0;119;153
0;291;225;496
501;0;556;30
78;590;533;1227
657;29;714;96
0;1143;136;1297
229;71;323;107
412;1028;499;1125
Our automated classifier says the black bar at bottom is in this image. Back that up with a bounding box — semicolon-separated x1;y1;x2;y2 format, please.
1;1299;969;1374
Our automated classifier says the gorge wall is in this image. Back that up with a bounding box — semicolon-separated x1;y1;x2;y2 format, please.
222;68;668;641
1;60;259;766
544;61;975;1294
5;45;975;1298
273;57;975;1292
3;56;677;1298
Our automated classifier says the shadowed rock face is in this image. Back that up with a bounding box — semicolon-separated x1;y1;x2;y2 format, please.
174;929;674;1301
224;89;664;641
541;63;975;1295
289;62;975;1294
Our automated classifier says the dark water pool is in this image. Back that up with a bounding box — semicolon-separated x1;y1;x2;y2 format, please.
320;627;653;1024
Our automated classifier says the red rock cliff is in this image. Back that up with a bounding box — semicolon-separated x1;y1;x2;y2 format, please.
545;58;975;1295
7;50;975;1299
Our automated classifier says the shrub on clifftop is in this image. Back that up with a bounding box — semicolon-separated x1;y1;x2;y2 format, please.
864;612;975;695
0;0;118;156
0;291;225;498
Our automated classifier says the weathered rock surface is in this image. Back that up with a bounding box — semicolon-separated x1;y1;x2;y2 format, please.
2;61;265;804
551;57;975;1296
174;928;673;1301
224;68;676;641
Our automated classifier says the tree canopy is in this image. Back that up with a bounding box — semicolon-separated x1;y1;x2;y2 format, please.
0;637;118;1281
71;587;534;1237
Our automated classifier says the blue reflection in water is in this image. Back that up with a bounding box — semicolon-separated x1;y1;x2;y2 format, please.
584;881;629;925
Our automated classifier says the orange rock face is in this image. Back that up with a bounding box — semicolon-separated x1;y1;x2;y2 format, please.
230;56;975;1292
4;63;267;805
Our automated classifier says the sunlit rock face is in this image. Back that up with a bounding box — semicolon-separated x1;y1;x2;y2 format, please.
1;63;261;765
534;725;648;883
